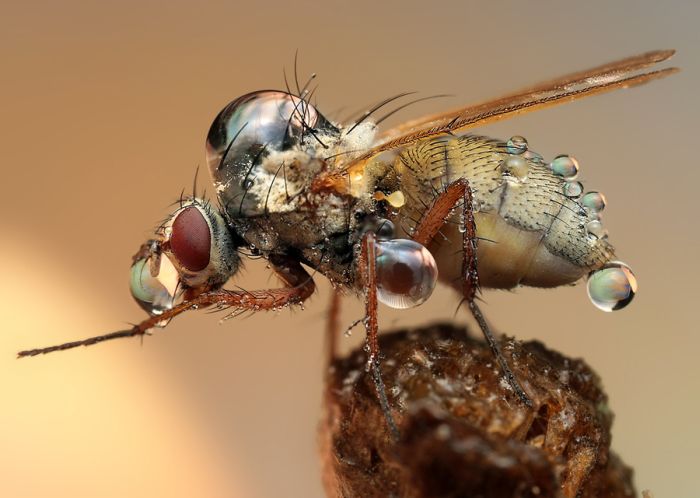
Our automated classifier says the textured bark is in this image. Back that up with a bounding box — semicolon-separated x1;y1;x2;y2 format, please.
320;323;636;498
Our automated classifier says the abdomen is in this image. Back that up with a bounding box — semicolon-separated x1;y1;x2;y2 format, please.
392;135;615;290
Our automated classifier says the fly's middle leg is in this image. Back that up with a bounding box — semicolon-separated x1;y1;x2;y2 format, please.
412;178;533;407
360;231;400;439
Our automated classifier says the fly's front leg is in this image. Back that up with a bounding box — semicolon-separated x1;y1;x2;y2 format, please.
360;231;400;438
18;256;315;357
412;178;533;407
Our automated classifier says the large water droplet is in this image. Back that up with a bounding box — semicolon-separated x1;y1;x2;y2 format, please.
130;256;180;316
587;261;637;311
506;136;528;155
550;154;579;179
563;181;584;198
375;239;438;309
582;191;607;213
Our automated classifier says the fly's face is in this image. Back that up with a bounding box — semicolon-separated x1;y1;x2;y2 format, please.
129;198;240;318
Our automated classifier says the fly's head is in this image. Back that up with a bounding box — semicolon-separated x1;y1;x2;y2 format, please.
205;91;344;218
203;90;379;253
129;198;240;317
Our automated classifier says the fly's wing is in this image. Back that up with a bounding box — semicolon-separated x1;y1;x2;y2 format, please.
319;50;677;191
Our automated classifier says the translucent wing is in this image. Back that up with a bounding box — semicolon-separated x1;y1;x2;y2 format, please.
322;50;677;189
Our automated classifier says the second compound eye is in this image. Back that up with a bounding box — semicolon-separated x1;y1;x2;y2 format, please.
170;206;211;272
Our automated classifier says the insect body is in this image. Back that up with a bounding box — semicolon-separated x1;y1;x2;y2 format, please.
19;50;677;431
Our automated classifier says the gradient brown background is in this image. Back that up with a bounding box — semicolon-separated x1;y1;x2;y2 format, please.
2;1;698;497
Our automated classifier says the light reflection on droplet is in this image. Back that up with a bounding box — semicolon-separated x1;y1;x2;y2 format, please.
506;136;528;155
523;150;544;164
563;181;584;198
585;220;607;239
550;154;579;179
587;261;637;311
375;239;438;309
130;256;180;318
582;191;607;213
502;155;528;178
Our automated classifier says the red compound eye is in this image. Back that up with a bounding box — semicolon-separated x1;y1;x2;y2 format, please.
170;206;211;272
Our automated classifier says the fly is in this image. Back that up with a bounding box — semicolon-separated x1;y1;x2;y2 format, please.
19;50;678;436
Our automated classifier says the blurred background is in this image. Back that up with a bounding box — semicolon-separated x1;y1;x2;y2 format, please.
1;1;697;497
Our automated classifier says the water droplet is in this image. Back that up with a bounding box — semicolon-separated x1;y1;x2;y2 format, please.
375;239;438;309
581;191;606;213
130;256;180;316
458;214;467;233
242;178;254;190
506;136;528;155
503;155;529;178
522;150;544;163
562;181;584;198
587;261;637;311
585;220;607;239
375;219;396;240
550;154;579;179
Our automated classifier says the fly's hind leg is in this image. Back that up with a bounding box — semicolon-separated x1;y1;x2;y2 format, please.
412;178;533;407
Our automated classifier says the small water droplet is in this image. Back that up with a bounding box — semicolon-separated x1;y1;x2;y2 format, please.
375;219;396;240
585;220;607;239
458;214;467;233
587;261;637;311
502;155;529;178
506;136;528;154
243;178;254;190
562;181;583;198
522;150;544;163
550;154;579;179
581;191;607;213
